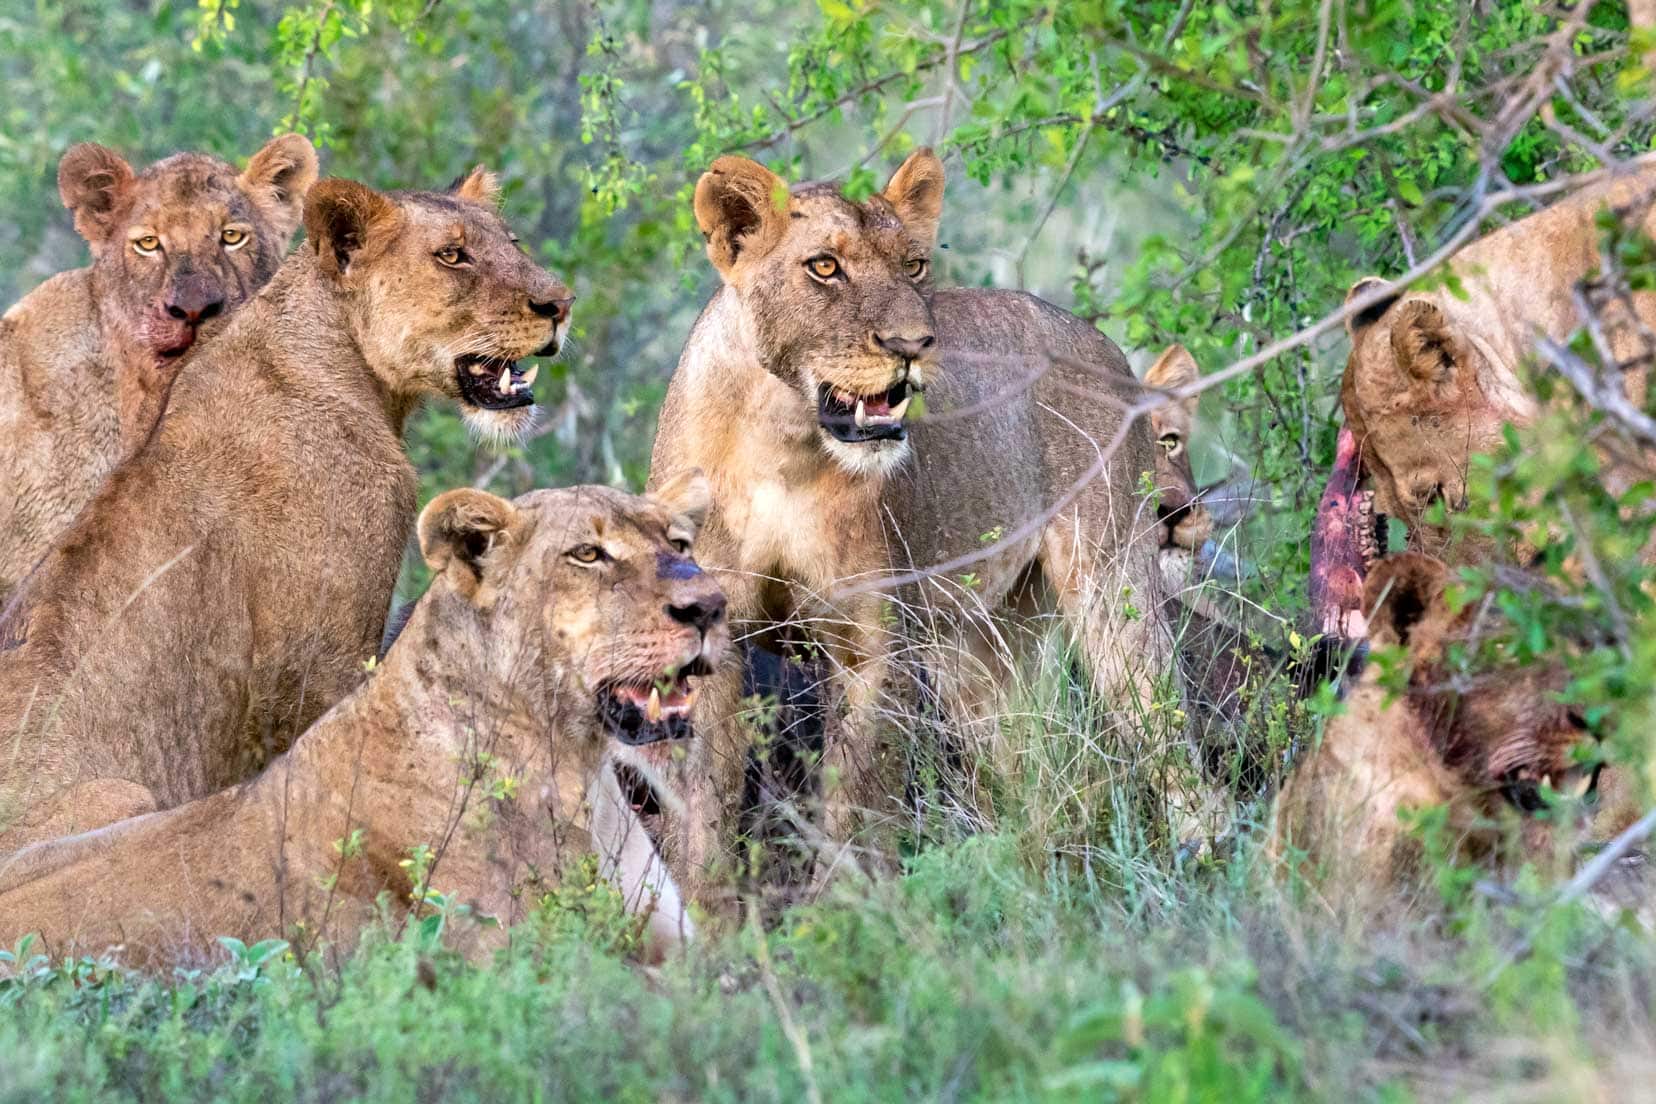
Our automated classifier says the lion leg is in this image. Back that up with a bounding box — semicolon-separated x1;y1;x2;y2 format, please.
813;600;898;882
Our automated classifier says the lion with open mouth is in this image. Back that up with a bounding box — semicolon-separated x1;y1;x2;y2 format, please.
0;475;722;967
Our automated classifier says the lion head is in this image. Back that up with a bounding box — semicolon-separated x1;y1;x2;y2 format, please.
58;135;318;368
413;468;728;802
691;149;946;476
1143;343;1213;551
302;168;573;440
1275;552;1608;904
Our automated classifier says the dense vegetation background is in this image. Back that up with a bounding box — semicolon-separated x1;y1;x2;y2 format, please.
4;1;1656;1099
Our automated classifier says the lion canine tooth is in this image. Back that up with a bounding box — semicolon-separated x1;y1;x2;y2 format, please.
498;365;513;393
854;399;868;428
646;686;663;724
520;364;539;389
889;395;911;420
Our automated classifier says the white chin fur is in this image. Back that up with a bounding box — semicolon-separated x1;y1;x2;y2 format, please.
463;404;539;448
821;433;911;478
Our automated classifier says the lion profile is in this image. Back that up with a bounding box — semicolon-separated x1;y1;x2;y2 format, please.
0;135;320;602
0;169;572;851
0;475;722;968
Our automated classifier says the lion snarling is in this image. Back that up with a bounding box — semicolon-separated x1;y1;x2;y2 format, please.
0;170;571;851
649;148;1177;889
0;476;722;968
1272;552;1635;909
0;135;319;603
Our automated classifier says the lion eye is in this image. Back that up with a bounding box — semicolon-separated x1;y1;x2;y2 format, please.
807;256;841;281
435;245;468;267
568;544;605;564
220;227;248;249
904;258;927;279
1159;433;1180;454
669;537;692;555
133;235;161;256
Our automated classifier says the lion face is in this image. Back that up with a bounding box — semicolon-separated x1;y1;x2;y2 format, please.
1143;344;1212;550
692;150;946;476
415;470;728;780
57;136;318;368
1341;282;1509;558
303;169;573;441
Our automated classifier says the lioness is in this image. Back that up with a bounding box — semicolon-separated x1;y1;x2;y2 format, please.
650;148;1174;884
0;170;572;850
1271;552;1632;910
0;135;319;602
0;477;722;967
1338;162;1656;563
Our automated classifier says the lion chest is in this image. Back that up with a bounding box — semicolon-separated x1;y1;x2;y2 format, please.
717;472;881;601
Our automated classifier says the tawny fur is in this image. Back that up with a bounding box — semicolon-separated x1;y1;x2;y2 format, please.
649;149;1175;893
0;174;570;850
0;481;722;969
0;136;319;602
1340;163;1656;562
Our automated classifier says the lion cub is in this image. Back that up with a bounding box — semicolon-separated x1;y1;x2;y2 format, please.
0;170;572;850
650;148;1177;885
0;477;722;967
0;136;319;602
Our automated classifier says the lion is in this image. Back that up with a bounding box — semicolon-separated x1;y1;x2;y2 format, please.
0;135;320;602
649;148;1177;888
1271;552;1635;911
0;476;723;968
1337;162;1656;564
0;169;572;851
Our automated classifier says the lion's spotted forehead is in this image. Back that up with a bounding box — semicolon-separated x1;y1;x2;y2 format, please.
393;192;515;240
785;188;913;246
516;487;676;548
125;154;253;231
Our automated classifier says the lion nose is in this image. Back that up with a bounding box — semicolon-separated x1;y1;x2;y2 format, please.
874;332;935;362
667;592;726;635
529;296;574;324
165;290;225;326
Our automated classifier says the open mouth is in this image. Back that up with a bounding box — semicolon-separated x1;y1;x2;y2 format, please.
613;761;662;818
455;354;540;411
597;658;711;747
1353;484;1387;569
816;379;917;443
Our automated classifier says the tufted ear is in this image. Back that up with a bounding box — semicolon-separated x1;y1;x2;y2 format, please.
450;164;501;208
882;148;945;251
1362;552;1450;650
650;467;710;535
693;156;788;277
58;143;137;253
1344;275;1397;340
1144;344;1200;422
419;488;521;605
239;133;319;242
1389;299;1470;389
303;178;402;280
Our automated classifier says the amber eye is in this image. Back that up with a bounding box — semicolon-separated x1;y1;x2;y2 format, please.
1159;433;1180;454
435;245;467;267
807;255;841;280
669;537;691;555
904;258;927;279
133;235;161;256
568;544;604;564
220;227;247;248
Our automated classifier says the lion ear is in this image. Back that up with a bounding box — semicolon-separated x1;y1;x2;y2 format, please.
418;488;521;604
303;178;401;280
1144;344;1200;422
240;133;319;242
1362;552;1449;649
1389;299;1471;391
1344;276;1397;340
58;143;137;253
650;468;711;535
693;156;788;277
450;165;501;208
882;148;945;251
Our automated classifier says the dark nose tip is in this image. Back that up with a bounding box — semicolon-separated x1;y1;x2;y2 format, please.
165;296;225;325
529;295;574;324
667;591;726;635
874;332;936;361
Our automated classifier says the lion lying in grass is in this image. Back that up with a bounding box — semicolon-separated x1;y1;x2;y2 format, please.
0;170;572;851
1272;552;1635;910
0;476;723;967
